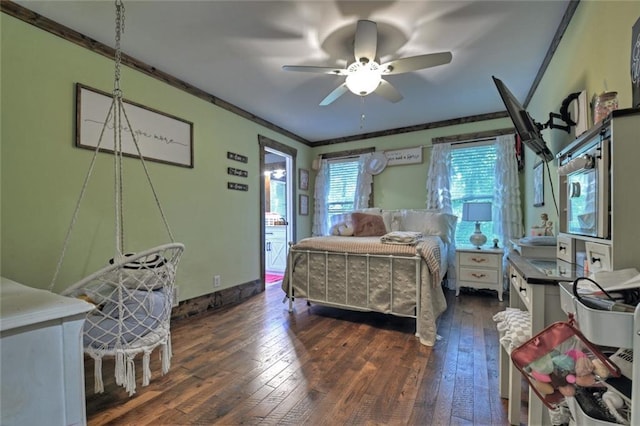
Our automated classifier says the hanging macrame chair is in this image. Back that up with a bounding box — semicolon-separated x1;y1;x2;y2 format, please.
50;0;184;396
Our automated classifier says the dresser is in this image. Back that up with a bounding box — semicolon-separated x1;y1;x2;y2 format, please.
455;246;504;301
1;277;93;426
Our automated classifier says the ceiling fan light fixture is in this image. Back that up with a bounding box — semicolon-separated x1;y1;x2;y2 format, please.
345;61;382;96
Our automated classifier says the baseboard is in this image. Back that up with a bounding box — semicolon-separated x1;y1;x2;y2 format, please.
171;279;263;319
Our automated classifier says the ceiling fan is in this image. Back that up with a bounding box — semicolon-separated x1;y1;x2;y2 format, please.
283;20;453;106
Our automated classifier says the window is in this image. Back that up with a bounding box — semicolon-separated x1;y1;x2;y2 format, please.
325;157;360;227
450;141;498;246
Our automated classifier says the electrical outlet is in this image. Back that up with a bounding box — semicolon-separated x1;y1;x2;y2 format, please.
213;275;221;288
172;286;179;307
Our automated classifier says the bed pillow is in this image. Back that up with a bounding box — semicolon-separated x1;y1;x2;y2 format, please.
382;210;402;232
351;212;387;237
400;210;458;244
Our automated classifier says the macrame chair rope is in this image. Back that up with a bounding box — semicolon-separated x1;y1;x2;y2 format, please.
62;242;184;395
52;0;184;396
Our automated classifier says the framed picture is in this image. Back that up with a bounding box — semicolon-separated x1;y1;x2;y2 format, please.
76;83;194;168
299;194;309;216
299;168;309;191
533;161;544;207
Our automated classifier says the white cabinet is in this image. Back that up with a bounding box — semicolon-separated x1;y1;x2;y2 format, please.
1;277;93;426
557;109;640;272
265;225;287;273
554;107;640;425
456;247;503;301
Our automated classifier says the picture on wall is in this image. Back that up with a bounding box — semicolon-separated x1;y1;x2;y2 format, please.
76;83;194;168
533;161;544;207
299;194;309;216
299;168;309;191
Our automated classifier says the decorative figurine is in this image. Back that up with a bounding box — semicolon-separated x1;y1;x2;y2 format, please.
540;213;554;236
493;238;499;249
531;213;554;236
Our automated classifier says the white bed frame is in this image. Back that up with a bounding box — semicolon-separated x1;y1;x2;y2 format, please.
286;247;424;337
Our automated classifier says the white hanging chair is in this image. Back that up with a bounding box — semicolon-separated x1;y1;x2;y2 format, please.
62;243;183;395
51;0;184;396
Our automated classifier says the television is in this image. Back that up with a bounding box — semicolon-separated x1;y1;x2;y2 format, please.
492;76;554;162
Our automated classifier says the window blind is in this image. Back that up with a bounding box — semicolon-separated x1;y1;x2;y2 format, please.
327;158;360;217
450;142;497;246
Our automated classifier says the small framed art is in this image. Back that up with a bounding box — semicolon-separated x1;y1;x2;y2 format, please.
299;194;309;216
299;168;309;191
533;161;544;207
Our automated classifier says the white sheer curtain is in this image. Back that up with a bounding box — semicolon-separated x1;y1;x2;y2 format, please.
355;153;373;209
312;159;329;236
426;143;452;212
494;134;523;289
311;154;373;236
425;142;457;289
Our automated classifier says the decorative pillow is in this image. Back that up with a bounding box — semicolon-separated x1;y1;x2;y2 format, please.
330;222;354;236
400;210;458;244
351;212;387;237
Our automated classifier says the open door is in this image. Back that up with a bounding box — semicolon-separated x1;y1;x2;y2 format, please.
259;136;297;289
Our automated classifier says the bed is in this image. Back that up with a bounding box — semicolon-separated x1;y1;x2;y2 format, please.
282;209;456;346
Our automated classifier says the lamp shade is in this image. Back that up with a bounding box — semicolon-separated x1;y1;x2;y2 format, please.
462;202;492;222
345;61;382;96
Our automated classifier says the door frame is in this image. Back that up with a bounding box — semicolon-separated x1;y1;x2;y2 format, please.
258;135;297;289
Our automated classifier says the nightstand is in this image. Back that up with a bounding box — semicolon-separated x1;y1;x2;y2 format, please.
455;246;504;301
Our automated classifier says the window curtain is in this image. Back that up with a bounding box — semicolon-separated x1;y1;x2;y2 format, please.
494;134;523;289
311;154;373;236
425;142;457;289
312;159;329;236
355;153;373;209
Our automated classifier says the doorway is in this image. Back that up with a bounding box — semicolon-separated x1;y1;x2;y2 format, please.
259;136;296;288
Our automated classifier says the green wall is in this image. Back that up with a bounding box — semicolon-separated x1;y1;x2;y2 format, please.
0;13;310;300
310;117;513;210
524;1;639;232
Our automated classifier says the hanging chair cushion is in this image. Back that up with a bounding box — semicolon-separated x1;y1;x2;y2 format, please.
83;287;169;349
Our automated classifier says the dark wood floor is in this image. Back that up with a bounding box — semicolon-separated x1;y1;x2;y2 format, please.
85;282;523;425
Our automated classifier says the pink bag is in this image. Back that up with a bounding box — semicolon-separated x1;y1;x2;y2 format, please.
510;320;621;408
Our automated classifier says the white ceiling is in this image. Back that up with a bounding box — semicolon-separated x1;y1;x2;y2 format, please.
14;0;571;143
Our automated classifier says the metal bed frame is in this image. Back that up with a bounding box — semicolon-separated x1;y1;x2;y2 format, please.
286;247;424;337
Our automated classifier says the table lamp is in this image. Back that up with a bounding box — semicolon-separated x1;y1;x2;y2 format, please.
462;202;492;249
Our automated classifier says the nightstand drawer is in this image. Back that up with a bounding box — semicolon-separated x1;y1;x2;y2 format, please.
458;251;500;268
458;267;499;284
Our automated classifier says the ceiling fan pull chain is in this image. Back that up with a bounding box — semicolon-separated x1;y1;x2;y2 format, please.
360;97;366;129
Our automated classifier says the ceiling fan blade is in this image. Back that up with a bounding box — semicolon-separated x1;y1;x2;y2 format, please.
375;80;403;103
282;65;348;75
353;20;377;61
320;83;349;106
381;52;453;75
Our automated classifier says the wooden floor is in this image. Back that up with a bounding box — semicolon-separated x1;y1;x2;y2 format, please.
85;282;523;425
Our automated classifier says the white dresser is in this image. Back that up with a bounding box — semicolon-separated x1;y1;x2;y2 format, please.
1;277;93;426
455;246;504;301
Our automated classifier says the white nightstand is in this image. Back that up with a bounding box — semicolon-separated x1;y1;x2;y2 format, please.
455;246;504;301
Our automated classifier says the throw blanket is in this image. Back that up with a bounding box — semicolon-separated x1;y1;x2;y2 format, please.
290;236;443;286
380;231;423;245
